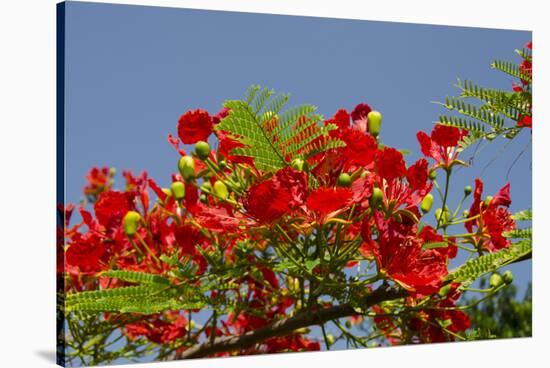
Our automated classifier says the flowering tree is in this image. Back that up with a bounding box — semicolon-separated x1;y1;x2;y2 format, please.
58;43;532;366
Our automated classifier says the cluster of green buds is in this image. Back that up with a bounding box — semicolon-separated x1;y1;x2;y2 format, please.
489;271;514;288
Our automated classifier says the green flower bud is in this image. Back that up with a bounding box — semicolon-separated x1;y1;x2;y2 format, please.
109;167;117;176
489;273;504;288
429;170;437;181
345;320;352;329
371;187;384;208
484;196;493;206
463;210;469;218
337;173;352;187
178;156;195;181
326;334;335;346
213;180;229;200
367;111;382;137
291;158;305;171
170;181;186;200
435;208;448;224
200;181;212;193
199;194;208;204
218;160;228;170
464;185;473;196
420;193;434;214
194;141;211;160
123;211;141;237
503;270;514;284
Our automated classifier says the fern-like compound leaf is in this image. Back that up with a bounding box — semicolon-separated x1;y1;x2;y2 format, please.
100;270;171;286
447;239;532;285
215;85;344;172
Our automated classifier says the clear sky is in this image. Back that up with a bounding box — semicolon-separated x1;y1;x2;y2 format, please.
62;0;532;358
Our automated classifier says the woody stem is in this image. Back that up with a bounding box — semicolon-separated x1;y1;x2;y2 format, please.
178;285;405;359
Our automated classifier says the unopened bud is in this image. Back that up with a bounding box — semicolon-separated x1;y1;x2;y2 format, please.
123;211;141;237
213;181;229;199
337;173;352;187
170;181;186;200
503;270;514;284
200;181;212;193
367;111;382;137
194;141;211;160
489;273;504;288
178;156;195;181
371;187;384;208
421;193;434;213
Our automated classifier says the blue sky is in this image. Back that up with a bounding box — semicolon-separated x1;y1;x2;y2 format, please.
63;0;532;358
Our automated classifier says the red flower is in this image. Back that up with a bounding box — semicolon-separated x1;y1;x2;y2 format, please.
517;115;532;128
306;187;353;217
264;335;320;353
465;179;515;252
418;225;457;259
66;232;107;275
519;58;532;84
94;190;135;229
83;167;114;198
375;147;406;181
177;109;213;144
406;158;429;191
244;168;308;223
125;312;187;344
174;224;206;255
341;129;378;169
364;212;448;296
417;124;467;169
194;203;242;232
325;108;350;130
351;103;372;133
351;103;372;121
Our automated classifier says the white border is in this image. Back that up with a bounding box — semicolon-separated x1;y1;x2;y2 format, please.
1;1;548;367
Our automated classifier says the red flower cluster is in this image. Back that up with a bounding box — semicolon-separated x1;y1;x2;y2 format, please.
62;89;523;358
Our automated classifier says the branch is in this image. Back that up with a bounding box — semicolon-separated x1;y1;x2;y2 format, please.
179;285;405;359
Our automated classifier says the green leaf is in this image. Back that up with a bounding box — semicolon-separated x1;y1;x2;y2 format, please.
512;209;532;221
447;239;531;285
305;259;321;272
215;85;344;172
100;270;170;286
